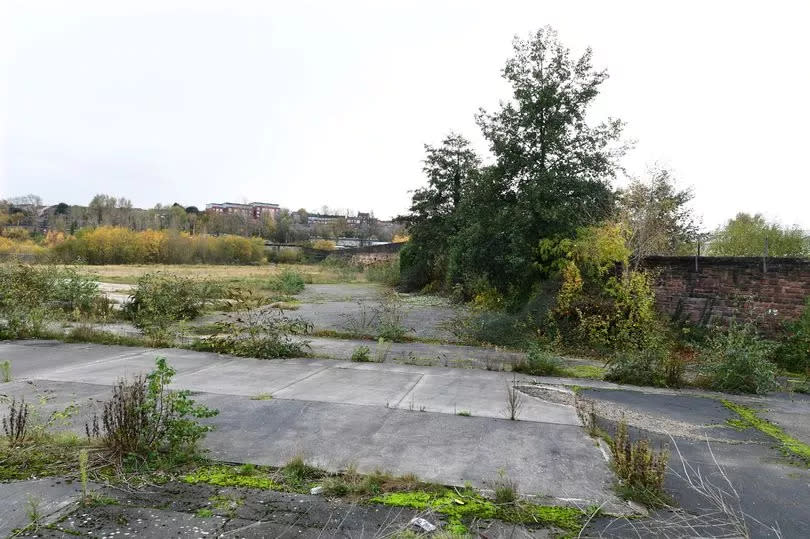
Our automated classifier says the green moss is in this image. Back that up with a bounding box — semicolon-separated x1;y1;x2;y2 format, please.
561;365;605;380
195;508;214;518
183;465;281;490
722;400;810;465
371;489;583;533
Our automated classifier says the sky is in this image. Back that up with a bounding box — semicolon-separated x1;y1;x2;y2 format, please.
1;0;808;228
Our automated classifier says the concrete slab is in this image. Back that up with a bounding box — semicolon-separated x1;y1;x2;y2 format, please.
0;340;142;380
198;394;618;504
172;358;332;396
0;477;81;537
42;349;224;386
757;393;810;447
272;366;422;406
397;369;579;425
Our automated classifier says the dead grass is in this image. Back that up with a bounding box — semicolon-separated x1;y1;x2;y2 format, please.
56;263;363;286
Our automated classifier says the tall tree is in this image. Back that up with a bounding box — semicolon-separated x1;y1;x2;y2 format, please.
619;167;698;268
708;213;808;257
451;27;625;298
401;133;480;290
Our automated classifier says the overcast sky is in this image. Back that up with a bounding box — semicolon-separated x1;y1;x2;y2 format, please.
1;0;808;228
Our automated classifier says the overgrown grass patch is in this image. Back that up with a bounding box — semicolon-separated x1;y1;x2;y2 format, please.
183;465;282;490
721;400;810;465
371;488;584;534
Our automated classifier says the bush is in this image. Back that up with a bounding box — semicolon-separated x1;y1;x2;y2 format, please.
514;345;562;376
772;298;810;374
699;323;778;394
0;264;105;338
365;257;400;287
125;273;220;341
605;331;684;388
196;289;311;359
266;269;305;295
87;357;218;465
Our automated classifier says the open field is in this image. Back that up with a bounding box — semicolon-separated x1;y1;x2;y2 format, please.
60;262;364;285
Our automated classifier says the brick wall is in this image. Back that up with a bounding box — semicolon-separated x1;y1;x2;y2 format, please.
643;256;810;331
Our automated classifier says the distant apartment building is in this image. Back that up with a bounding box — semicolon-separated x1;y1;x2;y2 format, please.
307;212;373;226
205;202;280;220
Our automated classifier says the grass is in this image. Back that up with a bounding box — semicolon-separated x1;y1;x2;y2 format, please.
1;360;10;382
561;364;605;380
371;487;585;535
721;400;810;465
0;433;92;481
62;263;362;286
250;393;273;401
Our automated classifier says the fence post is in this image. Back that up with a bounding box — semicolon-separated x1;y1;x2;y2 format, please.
695;240;700;272
763;237;768;273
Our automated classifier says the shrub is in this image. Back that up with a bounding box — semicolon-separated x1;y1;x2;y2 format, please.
0;263;106;338
611;420;670;507
772;297;810;374
605;331;684;388
514;345;562;376
365;256;400;287
125;273;218;342
87;357;218;465
699;323;778;394
266;269;305;295
350;346;372;362
197;289;311;359
489;470;518;504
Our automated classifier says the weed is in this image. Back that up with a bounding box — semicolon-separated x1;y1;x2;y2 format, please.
79;449;89;498
265;269;306;295
1;360;10;382
456;410;471;417
196;288;312;359
250;393;273;401
283;455;322;487
610;420;670;507
513;345;563;376
490;470;518;504
504;377;523;421
209;493;243;518
26;495;43;530
3;397;29;445
195;508;214;518
721;400;810;465
351;346;372;362
87;357;218;467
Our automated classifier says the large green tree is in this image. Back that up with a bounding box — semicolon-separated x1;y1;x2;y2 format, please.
446;27;625;300
401;133;480;290
708;213;808;257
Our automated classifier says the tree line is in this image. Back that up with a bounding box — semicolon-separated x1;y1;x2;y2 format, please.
401;26;809;306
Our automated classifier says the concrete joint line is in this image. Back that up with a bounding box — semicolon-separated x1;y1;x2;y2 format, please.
393;373;425;408
271;365;333;393
34;349;147;378
173;359;236;381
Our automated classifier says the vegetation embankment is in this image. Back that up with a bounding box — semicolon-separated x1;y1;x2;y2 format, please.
392;27;808;395
0;262;313;358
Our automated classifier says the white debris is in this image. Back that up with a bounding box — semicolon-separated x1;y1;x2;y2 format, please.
310;486;324;495
409;517;436;532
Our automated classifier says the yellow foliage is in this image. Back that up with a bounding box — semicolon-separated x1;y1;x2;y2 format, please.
392;234;410;243
311;239;336;251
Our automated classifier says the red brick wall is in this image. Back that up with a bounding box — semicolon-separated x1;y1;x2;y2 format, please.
643;256;810;331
